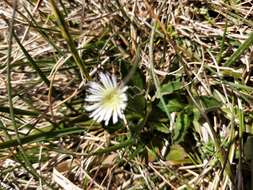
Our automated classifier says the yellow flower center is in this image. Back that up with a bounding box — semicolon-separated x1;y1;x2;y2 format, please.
101;88;120;108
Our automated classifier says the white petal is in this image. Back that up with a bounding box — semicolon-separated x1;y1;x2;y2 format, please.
92;108;104;121
99;73;111;88
89;106;102;118
116;105;123;119
105;74;114;88
97;108;107;122
121;86;128;92
112;109;118;124
120;102;127;109
104;108;113;125
85;103;100;111
120;94;127;102
111;75;117;87
89;82;104;91
105;119;110;126
87;88;103;95
85;95;103;102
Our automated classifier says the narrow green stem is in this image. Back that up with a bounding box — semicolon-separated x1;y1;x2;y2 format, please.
186;87;234;183
149;19;171;121
49;0;90;81
6;0;19;144
217;20;228;65
5;2;53;187
12;31;51;86
224;31;253;67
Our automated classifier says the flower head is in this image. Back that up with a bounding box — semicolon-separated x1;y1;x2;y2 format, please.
85;73;128;125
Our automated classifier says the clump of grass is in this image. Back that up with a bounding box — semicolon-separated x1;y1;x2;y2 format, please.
0;0;253;189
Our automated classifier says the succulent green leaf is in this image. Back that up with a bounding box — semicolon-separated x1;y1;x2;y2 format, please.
200;96;222;112
152;122;170;134
159;81;183;96
173;113;191;143
158;98;185;113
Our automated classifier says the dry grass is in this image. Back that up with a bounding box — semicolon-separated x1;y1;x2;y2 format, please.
0;0;253;189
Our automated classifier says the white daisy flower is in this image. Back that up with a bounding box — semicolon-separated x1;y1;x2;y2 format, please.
85;73;128;125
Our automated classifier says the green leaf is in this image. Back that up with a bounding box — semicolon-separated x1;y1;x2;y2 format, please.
220;68;242;78
105;121;124;133
173;113;191;143
121;60;145;89
159;81;183;96
158;98;184;113
146;146;159;161
128;90;146;115
128;143;145;161
130;69;145;89
166;144;191;164
152;122;170;134
192;107;201;131
200;96;222;112
244;136;253;161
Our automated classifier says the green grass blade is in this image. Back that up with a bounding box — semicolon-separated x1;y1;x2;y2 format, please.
49;0;90;80
4;1;50;186
217;20;228;64
224;31;253;67
91;138;135;156
0;106;39;116
12;31;51;86
149;22;171;121
22;5;63;55
47;138;135;157
0;127;85;149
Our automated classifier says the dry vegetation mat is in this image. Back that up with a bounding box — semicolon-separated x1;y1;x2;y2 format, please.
0;0;253;189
